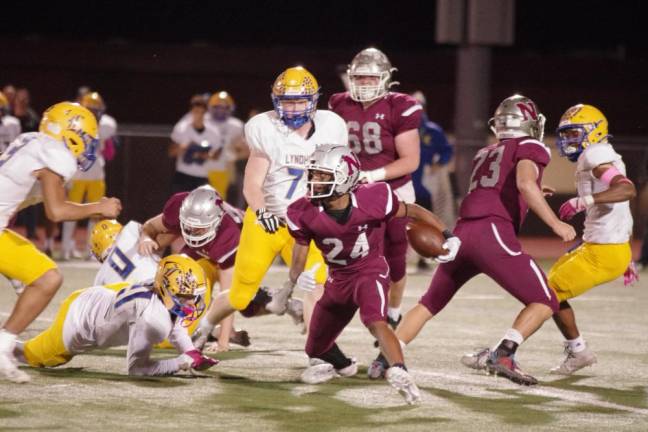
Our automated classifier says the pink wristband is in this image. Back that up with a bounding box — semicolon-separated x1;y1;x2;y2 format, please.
600;166;623;185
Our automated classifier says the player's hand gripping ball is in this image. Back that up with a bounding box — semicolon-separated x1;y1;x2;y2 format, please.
406;220;447;259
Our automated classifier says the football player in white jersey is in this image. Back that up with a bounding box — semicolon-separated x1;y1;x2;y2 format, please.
0;101;121;383
62;91;119;260
0;91;21;154
205;91;245;199
546;104;636;374
192;66;348;337
169;95;221;193
14;254;217;376
90;219;159;286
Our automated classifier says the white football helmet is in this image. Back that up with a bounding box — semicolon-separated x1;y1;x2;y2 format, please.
307;144;361;199
179;185;224;248
488;94;546;141
347;48;398;103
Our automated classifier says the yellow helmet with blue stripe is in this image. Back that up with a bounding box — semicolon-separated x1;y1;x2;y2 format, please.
271;66;320;129
556;104;609;162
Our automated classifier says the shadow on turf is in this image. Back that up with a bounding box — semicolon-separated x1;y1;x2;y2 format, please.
545;375;648;409
207;371;449;432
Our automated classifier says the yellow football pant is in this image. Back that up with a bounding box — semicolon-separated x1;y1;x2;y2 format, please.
22;289;87;367
155;258;217;349
548;242;631;302
0;229;57;285
68;179;106;203
207;170;231;200
228;207;327;311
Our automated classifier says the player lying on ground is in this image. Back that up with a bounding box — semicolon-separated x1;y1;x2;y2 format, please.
0;101;121;383
14;254;216;376
462;104;637;376
286;144;460;404
392;95;576;386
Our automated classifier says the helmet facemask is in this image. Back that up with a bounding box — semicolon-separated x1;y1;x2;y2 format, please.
556;125;588;162
179;186;224;248
306;144;361;201
180;214;221;248
155;255;208;327
347;47;397;103
348;72;392;103
272;94;319;129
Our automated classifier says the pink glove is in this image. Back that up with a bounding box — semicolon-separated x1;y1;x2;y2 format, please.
623;261;639;286
182;349;219;371
559;197;590;221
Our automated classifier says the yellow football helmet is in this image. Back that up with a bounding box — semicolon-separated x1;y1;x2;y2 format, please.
80;91;106;119
39;101;99;171
271;66;320;129
208;91;235;121
154;254;207;326
556;104;609;162
90;219;123;262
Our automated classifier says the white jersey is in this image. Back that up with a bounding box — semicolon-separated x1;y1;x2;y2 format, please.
94;221;159;286
0;132;77;232
0;115;21;154
245;110;348;219
62;284;194;376
576;143;633;243
171;117;221;178
73;114;118;181
205;116;244;172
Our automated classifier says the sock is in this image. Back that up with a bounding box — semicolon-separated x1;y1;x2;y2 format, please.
387;307;401;322
319;343;352;370
62;221;76;255
0;329;17;353
566;335;586;353
494;328;524;357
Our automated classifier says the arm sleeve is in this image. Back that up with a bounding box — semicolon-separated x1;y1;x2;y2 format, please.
168;320;194;354
161;192;189;232
286;203;312;246
393;94;423;135
126;318;182;376
515;139;551;168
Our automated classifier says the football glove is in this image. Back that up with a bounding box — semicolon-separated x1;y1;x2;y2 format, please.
559;195;594;221
295;263;321;292
179;349;218;372
435;236;461;263
256;207;283;233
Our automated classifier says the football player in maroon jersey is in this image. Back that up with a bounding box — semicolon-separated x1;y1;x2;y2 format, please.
393;95;576;386
286;144;460;404
329;47;423;349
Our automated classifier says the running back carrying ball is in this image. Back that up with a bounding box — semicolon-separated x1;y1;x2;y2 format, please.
406;220;448;258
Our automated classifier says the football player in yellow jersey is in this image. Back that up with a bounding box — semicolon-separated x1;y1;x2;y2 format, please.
0;102;121;383
546;104;636;374
188;67;348;339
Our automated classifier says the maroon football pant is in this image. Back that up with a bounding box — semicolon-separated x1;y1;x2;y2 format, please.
420;217;558;315
384;215;408;282
305;261;390;358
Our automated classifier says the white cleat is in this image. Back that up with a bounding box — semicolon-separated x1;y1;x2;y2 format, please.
550;344;597;375
386;366;421;405
301;358;337;384
0;352;30;384
460;347;491;371
337;358;358;378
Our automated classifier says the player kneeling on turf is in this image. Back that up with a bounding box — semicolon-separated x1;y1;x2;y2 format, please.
286;144;460;404
14;254;217;376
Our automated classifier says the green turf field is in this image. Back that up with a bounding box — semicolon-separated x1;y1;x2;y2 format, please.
1;261;646;431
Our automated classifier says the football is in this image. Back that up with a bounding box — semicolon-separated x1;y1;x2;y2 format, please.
406;220;447;258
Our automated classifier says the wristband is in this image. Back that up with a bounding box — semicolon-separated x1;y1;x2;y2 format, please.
368;168;386;182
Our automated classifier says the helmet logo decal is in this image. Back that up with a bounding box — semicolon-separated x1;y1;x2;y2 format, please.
342;155;360;176
516;102;538;121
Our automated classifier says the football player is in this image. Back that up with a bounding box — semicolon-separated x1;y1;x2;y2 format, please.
547;105;636;374
286;144;460;404
61;91;119;260
196;66;348;336
0;101;121;383
396;95;577;386
205;91;245;199
329;48;423;340
14;254;217;376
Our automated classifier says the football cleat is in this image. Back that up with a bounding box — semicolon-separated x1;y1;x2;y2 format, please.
386;366;421;405
486;353;538;386
460;347;491;371
0;351;30;384
301;358;337;384
550;343;597;375
367;353;389;380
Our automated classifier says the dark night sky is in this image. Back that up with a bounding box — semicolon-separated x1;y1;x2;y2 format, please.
2;1;646;54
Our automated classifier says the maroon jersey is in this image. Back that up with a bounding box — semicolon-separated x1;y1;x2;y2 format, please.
162;192;242;269
328;92;422;189
286;183;400;276
459;137;551;231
